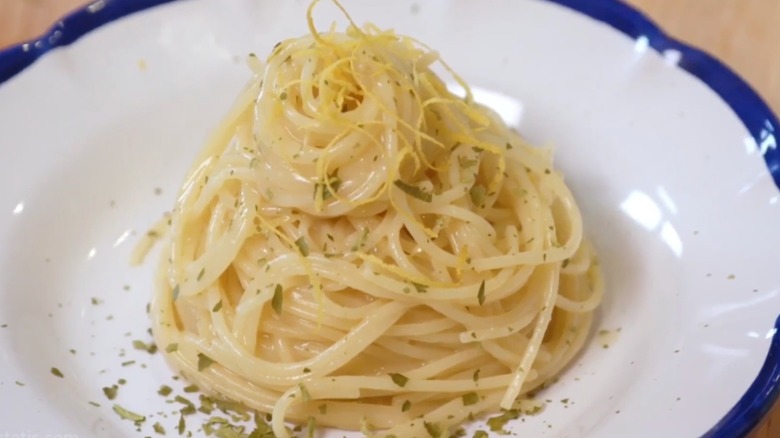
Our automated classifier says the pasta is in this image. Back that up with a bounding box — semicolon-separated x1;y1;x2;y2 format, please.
142;1;603;436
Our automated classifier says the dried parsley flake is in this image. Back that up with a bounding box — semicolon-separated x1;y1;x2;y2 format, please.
197;353;215;371
390;373;409;387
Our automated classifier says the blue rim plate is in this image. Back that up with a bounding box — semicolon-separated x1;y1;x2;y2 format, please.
1;1;778;437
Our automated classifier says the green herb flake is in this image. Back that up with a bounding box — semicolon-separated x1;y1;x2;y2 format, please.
279;91;288;101
132;339;157;354
486;409;521;433
153;422;166;435
91;297;103;305
88;401;101;407
197;353;215;371
351;227;370;251
157;385;173;396
505;142;513;150
411;282;428;293
294;237;310;256
390;373;409;387
183;384;199;393
393;179;432;202
469;184;486;207
103;385;118;400
462;392;479;406
452;428;467;438
177;413;185;435
248;426;272;438
212;300;223;312
473;368;481;383
316;169;342;201
318;404;327;415
198;395;215;415
174;395;195;413
50;367;64;378
562;258;570;269
473;431;489;438
14;381;24;386
424;421;442;438
197;268;205;281
165;343;179;353
272;284;283;315
112;404;145;423
172;284;180;301
401;400;412;412
477;280;486;305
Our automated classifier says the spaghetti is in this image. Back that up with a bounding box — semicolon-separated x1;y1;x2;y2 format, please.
142;1;604;436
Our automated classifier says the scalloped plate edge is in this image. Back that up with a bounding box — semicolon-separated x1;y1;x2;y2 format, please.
0;1;778;437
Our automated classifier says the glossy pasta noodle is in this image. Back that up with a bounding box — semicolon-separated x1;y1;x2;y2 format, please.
142;1;603;436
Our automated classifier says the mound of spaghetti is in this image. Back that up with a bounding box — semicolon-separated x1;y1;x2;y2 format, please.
146;2;603;436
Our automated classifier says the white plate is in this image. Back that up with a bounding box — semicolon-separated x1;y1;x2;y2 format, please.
0;0;778;437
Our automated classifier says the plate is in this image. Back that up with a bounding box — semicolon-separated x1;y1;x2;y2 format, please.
0;0;778;437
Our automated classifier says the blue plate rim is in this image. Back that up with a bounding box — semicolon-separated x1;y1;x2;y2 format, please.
0;0;778;437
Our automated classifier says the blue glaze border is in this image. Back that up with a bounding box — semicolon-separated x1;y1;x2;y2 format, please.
0;0;177;82
701;316;780;438
0;1;778;437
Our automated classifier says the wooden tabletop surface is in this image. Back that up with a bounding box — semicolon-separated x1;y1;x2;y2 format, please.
1;1;777;437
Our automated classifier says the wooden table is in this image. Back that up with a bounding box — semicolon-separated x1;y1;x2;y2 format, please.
1;1;777;437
